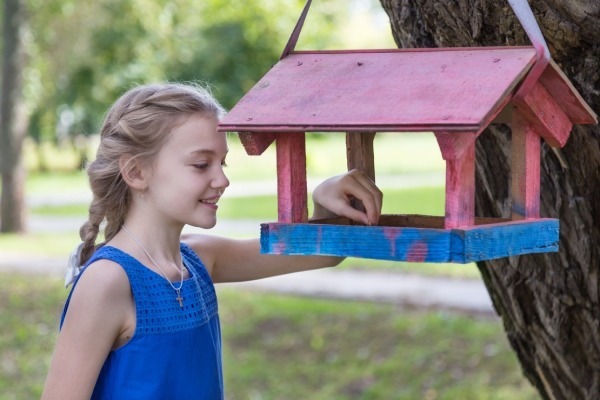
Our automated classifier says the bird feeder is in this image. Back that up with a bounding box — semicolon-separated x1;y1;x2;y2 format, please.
218;0;597;263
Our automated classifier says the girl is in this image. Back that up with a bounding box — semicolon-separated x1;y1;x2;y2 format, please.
42;83;382;399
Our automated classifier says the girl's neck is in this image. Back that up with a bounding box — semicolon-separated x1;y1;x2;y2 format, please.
109;212;185;268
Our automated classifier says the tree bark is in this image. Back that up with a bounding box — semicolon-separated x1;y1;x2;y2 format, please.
1;0;28;233
379;1;600;398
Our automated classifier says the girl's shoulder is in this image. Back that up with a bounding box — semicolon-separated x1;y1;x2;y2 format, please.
74;259;131;303
62;258;132;334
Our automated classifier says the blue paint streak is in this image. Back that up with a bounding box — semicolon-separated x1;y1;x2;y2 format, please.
260;218;560;264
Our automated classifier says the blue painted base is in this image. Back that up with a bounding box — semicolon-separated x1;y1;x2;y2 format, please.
260;215;559;263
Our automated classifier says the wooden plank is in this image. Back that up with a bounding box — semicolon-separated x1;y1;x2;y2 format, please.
276;133;308;223
219;48;536;133
346;132;376;215
539;59;597;124
456;218;559;262
443;139;475;229
259;218;559;263
309;214;509;229
511;111;541;220
513;80;573;148
261;222;453;262
238;132;276;155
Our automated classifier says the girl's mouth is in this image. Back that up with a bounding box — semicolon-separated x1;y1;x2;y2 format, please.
201;199;218;205
200;197;220;208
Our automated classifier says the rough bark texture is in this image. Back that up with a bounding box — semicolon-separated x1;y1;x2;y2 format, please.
379;1;599;399
0;0;28;233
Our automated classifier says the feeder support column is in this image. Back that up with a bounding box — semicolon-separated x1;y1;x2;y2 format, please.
435;132;477;229
346;132;376;216
511;109;541;219
276;132;308;223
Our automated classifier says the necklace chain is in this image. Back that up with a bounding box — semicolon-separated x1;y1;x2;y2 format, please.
121;225;185;308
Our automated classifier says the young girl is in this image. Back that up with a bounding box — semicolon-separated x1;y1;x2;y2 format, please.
42;83;382;399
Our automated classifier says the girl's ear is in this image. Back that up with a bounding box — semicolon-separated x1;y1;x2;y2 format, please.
119;155;148;191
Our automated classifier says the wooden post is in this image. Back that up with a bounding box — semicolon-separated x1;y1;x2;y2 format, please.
346;132;376;214
511;110;541;220
435;132;476;229
276;132;308;223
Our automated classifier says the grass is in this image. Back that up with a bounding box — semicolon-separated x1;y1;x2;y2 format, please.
220;289;538;399
0;272;538;399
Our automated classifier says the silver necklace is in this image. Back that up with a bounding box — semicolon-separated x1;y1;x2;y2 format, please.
121;225;185;308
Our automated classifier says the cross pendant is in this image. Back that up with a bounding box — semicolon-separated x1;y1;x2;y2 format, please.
176;290;184;308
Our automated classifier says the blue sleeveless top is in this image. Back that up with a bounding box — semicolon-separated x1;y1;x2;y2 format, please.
60;243;223;399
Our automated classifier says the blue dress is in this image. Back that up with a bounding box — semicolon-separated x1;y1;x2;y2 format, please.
60;243;223;399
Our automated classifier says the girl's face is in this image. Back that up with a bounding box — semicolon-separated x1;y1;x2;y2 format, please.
143;113;230;229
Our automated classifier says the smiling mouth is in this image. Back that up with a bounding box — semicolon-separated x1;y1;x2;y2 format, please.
200;198;220;205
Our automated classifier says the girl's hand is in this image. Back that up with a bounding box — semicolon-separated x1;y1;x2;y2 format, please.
312;169;383;225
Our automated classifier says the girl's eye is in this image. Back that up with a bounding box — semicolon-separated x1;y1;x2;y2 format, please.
193;163;209;170
221;160;228;168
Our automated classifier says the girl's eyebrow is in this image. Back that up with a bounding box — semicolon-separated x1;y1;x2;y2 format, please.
189;149;215;156
188;148;229;156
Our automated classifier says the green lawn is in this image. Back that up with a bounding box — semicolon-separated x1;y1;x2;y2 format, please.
0;273;538;400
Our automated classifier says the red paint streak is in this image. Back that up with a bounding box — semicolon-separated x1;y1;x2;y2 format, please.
407;241;428;262
273;242;287;254
383;228;401;257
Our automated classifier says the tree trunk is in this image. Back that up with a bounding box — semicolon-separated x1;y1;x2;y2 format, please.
0;0;28;233
379;1;600;398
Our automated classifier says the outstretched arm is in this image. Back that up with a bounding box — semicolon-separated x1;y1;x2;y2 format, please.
183;170;382;283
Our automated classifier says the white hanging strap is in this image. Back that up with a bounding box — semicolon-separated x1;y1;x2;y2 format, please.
506;0;551;98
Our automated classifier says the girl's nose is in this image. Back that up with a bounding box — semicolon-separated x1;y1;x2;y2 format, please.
214;167;230;191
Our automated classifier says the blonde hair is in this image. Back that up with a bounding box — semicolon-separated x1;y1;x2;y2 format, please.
79;83;225;265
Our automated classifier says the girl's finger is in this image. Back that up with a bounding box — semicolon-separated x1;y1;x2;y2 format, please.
345;170;383;224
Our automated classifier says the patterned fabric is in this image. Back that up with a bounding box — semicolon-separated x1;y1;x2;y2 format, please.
60;243;223;399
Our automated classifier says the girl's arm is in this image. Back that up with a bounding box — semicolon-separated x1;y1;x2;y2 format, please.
183;170;382;283
42;261;131;399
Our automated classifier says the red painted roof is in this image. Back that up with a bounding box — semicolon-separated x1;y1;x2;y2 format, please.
219;47;537;133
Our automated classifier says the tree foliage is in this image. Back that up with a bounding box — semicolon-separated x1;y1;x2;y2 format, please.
23;0;350;148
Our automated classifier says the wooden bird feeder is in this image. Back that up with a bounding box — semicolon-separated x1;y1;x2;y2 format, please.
218;0;597;263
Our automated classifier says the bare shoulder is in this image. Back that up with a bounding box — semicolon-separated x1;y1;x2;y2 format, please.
68;258;131;310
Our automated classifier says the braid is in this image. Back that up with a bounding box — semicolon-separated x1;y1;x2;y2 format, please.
78;82;225;265
79;197;105;265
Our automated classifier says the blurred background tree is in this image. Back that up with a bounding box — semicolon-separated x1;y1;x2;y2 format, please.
1;0;28;232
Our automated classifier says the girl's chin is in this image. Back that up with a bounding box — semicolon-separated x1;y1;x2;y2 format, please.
189;219;217;230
